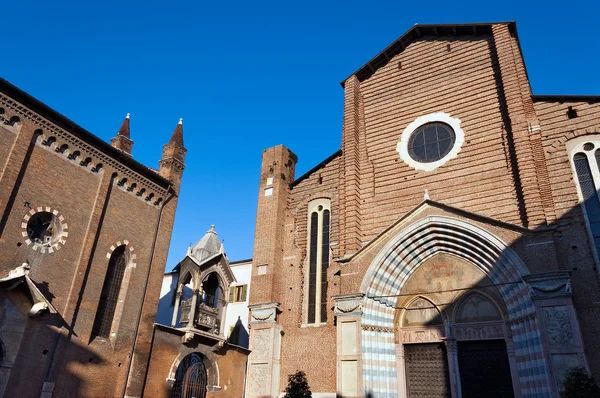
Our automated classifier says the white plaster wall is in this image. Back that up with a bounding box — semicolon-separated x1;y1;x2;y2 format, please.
156;272;177;326
224;261;252;345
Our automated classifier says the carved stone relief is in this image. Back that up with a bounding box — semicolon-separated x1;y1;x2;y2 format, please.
248;363;269;396
524;271;572;299
251;329;271;361
249;302;278;324
543;306;575;348
453;324;504;341
333;293;364;317
400;328;444;343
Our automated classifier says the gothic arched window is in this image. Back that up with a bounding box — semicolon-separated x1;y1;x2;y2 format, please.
306;199;331;324
92;245;128;339
568;137;600;262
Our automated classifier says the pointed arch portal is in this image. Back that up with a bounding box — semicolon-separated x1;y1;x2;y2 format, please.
356;216;551;398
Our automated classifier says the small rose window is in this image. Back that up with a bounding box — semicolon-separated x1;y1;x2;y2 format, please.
407;122;456;163
22;208;68;253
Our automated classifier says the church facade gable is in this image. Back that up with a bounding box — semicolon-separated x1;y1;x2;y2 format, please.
246;22;600;398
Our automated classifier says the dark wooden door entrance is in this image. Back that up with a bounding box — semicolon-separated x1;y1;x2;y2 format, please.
458;340;514;398
405;343;451;397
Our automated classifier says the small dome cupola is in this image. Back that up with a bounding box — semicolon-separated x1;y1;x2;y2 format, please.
189;225;221;264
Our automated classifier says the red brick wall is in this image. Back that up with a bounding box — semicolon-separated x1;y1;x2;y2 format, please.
0;88;181;397
536;98;600;379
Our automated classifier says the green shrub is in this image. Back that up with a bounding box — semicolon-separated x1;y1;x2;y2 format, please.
283;370;312;398
560;366;600;398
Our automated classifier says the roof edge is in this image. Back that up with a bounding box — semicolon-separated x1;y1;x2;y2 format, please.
0;78;171;188
532;94;600;103
340;21;516;87
230;258;252;265
290;149;342;188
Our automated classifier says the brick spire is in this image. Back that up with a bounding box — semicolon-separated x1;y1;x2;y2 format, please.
159;118;187;191
117;113;131;138
110;113;134;155
169;118;184;147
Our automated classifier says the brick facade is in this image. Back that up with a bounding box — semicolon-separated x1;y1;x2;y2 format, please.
246;22;600;398
0;79;185;398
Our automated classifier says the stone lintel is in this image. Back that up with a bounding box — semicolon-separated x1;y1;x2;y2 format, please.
333;293;364;317
523;271;572;299
249;302;280;324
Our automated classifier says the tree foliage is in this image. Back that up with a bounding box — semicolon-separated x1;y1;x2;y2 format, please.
283;370;312;398
560;366;600;398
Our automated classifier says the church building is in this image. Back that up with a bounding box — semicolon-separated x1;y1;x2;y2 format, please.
245;22;600;397
0;78;186;397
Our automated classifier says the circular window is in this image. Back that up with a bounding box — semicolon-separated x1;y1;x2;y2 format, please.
22;207;68;253
397;112;465;172
407;122;456;163
27;212;61;246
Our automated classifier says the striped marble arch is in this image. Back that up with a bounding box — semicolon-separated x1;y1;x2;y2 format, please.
359;216;551;398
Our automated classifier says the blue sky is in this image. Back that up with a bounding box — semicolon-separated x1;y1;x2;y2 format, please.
3;0;599;268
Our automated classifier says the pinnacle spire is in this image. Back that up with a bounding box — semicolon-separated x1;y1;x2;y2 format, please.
111;113;134;154
117;113;131;138
168;118;184;147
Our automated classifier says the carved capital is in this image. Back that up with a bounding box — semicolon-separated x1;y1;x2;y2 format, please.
249;302;279;324
333;293;364;317
523;271;572;299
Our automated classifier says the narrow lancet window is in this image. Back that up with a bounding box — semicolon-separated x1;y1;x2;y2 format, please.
574;152;600;252
308;212;318;324
92;245;127;339
306;200;331;324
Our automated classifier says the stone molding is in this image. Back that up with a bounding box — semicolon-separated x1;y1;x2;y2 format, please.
333;293;364;317
0;94;169;202
249;302;279;324
523;271;572;299
396;112;465;172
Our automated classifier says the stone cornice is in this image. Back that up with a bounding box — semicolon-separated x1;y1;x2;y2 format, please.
0;92;170;206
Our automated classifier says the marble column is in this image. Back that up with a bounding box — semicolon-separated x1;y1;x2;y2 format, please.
246;302;282;398
333;293;364;398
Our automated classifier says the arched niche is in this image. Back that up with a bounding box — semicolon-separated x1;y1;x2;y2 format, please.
401;296;443;328
454;292;503;324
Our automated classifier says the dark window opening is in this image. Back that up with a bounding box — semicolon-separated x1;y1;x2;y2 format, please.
27;211;60;247
574;152;600;259
308;212;318;324
408;122;456;163
320;210;330;323
201;272;221;309
92;245;127;339
171;353;207;398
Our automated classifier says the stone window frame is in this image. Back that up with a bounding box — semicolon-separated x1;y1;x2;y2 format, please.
91;241;136;345
565;135;600;270
21;206;68;254
302;198;331;327
396;112;465;172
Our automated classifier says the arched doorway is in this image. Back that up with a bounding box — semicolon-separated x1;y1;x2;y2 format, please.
396;255;516;398
358;216;550;397
171;353;207;398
